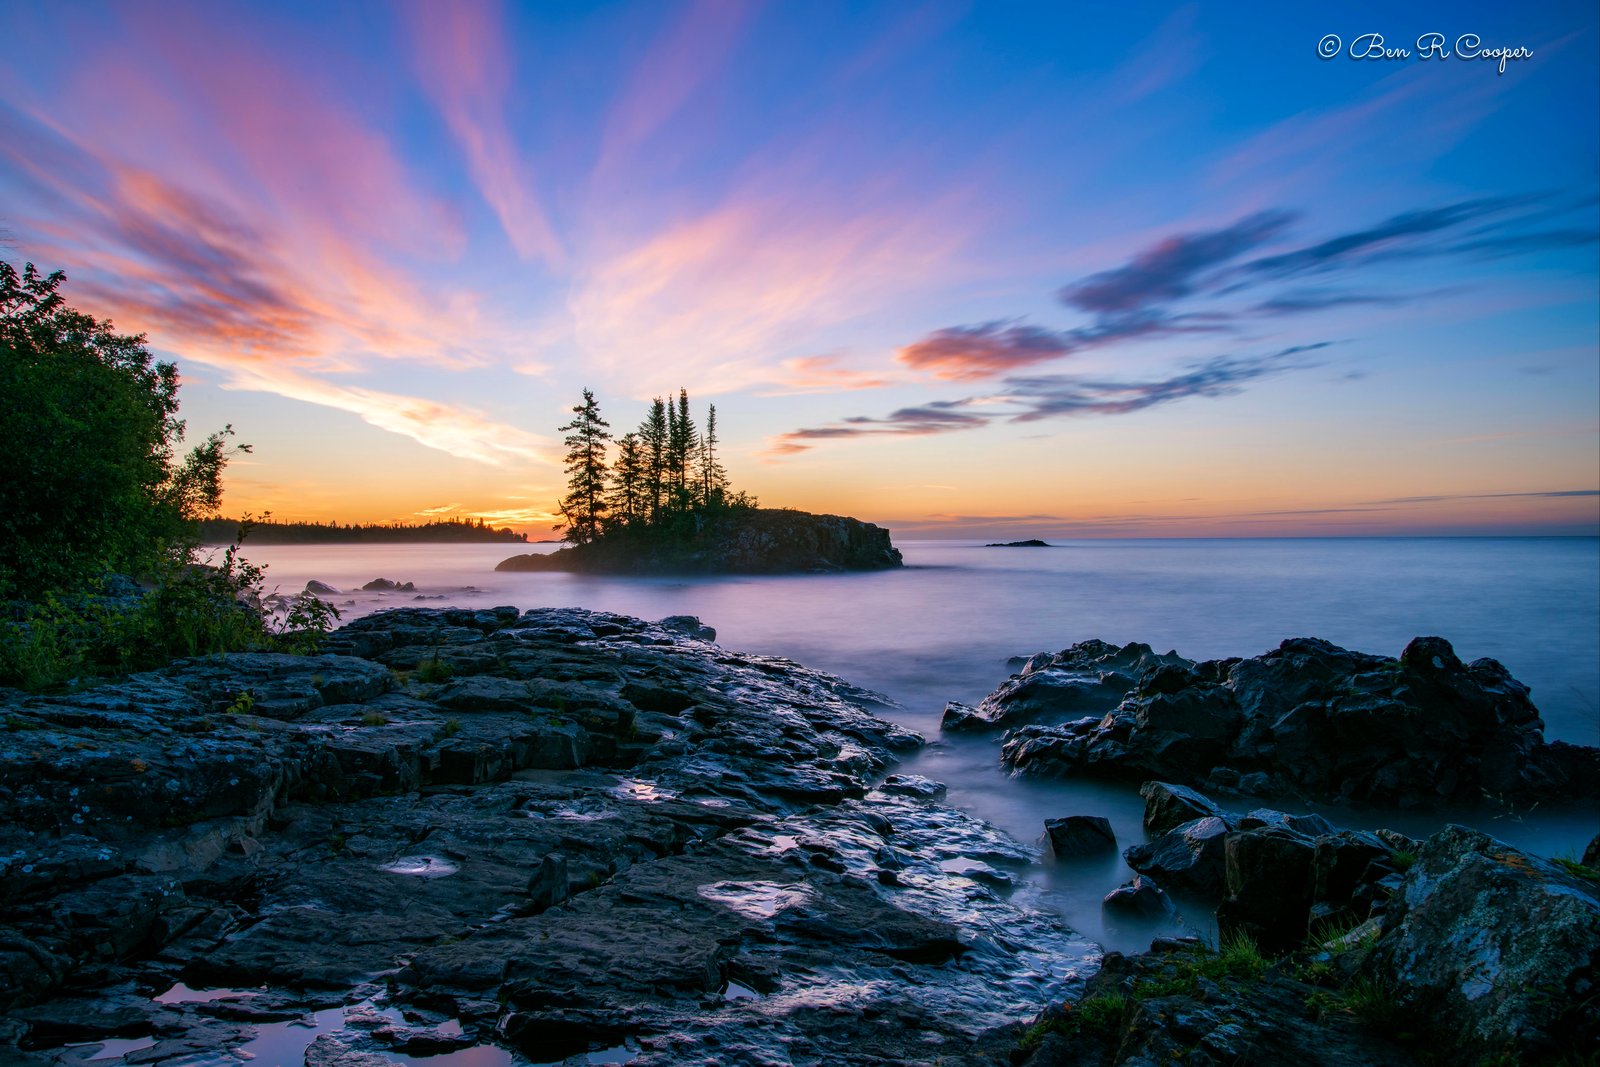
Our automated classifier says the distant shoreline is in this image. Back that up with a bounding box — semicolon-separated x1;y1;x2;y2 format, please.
194;516;528;546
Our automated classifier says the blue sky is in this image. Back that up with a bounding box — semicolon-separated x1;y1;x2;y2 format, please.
1;0;1596;534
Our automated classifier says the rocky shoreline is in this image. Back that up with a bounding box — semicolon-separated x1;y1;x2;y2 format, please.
0;607;1088;1066
2;611;1596;1066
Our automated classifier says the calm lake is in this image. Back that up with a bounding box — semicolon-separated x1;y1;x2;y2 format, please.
228;536;1600;950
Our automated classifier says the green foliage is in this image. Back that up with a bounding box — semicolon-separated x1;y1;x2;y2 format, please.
223;690;256;716
274;592;341;654
439;718;462;738
1018;993;1132;1051
416;656;454;684
359;710;390;727
1391;849;1418;871
1553;855;1599;882
1307;975;1409;1032
0;261;245;600
1132;933;1267;1001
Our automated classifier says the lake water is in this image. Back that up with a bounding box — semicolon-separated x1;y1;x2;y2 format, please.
227;536;1600;951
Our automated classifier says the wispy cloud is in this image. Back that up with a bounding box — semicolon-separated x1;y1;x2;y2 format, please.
769;343;1328;456
892;193;1597;381
1;46;546;469
404;1;565;265
761;355;897;395
1059;209;1293;314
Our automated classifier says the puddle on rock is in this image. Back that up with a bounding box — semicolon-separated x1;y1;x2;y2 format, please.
62;1037;157;1062
378;855;460;878
697;880;813;920
608;778;676;803
529;1044;636;1066
152;981;261;1004
723;981;762;1001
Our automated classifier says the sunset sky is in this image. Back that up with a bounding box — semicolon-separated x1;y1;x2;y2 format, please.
2;1;1596;537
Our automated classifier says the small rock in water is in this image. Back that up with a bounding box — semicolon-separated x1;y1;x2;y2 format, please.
1102;875;1175;918
361;578;416;592
658;615;716;641
879;774;947;799
1043;815;1117;859
305;580;340;595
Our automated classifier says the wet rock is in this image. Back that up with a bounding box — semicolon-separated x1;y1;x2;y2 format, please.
995;635;1598;808
305;580;341;595
950;639;1176;733
1216;827;1318;955
1102;875;1174;919
1124;816;1230;897
878;773;946;799
658;615;716;642
1584;831;1600;869
1140;780;1232;835
1363;825;1600;1059
0;606;1090;1066
1044;815;1117;859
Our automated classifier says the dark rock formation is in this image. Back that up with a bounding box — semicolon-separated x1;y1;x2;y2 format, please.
1362;825;1600;1059
304;579;340;595
360;578;415;592
941;639;1183;733
495;508;903;575
985;539;1051;547
1123;816;1231;897
1101;876;1173;919
1017;794;1599;1066
1044;815;1117;859
0;607;1096;1066
998;635;1599;808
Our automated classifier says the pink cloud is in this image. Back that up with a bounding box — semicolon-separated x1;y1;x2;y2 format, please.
404;1;565;265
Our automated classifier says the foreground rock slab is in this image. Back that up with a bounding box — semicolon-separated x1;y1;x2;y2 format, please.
0;607;1093;1066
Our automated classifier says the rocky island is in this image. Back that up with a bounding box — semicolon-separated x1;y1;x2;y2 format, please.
496;508;903;575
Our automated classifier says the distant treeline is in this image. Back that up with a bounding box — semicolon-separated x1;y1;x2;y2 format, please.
196;517;529;545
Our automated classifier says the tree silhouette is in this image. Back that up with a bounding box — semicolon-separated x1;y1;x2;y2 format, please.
0;261;242;599
556;389;611;544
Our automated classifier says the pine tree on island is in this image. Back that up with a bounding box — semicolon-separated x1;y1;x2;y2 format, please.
553;387;754;548
555;388;611;545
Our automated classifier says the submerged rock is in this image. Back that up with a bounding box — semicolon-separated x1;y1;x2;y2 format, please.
996;635;1599;808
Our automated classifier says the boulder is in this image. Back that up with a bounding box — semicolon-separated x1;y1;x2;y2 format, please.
1102;875;1174;919
1215;827;1318;955
1123;816;1230;897
360;578;416;592
1363;825;1600;1059
1140;780;1231;835
1043;815;1117;859
305;580;340;595
959;639;1179;733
